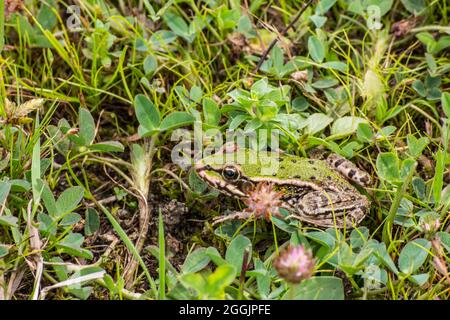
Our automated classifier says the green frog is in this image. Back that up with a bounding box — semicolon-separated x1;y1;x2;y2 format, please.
194;147;371;229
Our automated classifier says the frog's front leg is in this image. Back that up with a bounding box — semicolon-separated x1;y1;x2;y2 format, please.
325;153;371;188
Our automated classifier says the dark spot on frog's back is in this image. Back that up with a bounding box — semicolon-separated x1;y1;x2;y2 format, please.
360;176;370;184
308;160;314;165
294;175;301;179
348;169;356;178
291;159;297;163
334;159;345;167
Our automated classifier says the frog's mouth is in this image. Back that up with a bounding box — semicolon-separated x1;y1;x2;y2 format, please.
194;163;247;198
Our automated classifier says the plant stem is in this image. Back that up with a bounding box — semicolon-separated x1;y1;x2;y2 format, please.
382;162;417;245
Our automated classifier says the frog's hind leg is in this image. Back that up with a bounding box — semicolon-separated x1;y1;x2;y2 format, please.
287;191;368;228
212;211;254;225
326;153;371;187
287;207;365;229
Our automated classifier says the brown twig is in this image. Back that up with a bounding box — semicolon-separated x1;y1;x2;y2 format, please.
254;0;315;73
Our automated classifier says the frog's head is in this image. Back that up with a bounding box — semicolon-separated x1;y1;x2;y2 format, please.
194;149;269;198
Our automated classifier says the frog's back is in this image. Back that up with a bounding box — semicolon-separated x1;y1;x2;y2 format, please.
236;150;351;189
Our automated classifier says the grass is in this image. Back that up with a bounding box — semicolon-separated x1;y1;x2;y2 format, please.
0;0;449;300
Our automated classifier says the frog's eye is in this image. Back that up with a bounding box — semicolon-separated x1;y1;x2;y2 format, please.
222;165;240;181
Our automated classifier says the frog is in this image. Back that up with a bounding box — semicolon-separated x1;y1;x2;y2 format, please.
194;147;371;229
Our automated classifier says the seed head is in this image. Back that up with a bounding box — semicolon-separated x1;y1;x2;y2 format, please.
274;245;315;284
243;182;284;220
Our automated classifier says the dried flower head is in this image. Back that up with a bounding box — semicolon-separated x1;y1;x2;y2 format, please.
291;70;308;82
274;245;315;284
419;213;441;234
243;182;284;220
391;18;417;38
227;32;250;56
5;0;23;18
431;238;450;285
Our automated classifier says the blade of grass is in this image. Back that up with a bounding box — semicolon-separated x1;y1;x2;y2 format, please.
158;208;165;300
0;0;4;53
64;159;157;297
94;198;158;298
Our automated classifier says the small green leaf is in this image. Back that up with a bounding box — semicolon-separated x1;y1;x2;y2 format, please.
143;54;158;75
206;264;236;298
308;35;325;63
31;136;42;204
0;245;9;258
412;177;426;201
409;273;429;286
406;134;429;158
0;216;18;228
79;108;96;146
375;242;399;274
38;213;57;235
134;94;160;132
311;78;338;89
356;122;374;143
37;0;58;30
60;212;82;226
436;232;450;253
163;11;195;43
350;227;369;249
305;113;333;134
41;182;58;217
306;231;336;249
225;235;252;275
322;61;347;71
85;208;100;236
251;78;270;96
229;114;248;130
433;150;444;206
310;15;327;28
376;152;400;182
331;116;367;137
288;276;344;300
181;247;211;274
425;53;437;74
205;247;228;266
400;158;417;179
416;32;436;52
149;30;177;49
160;112;194;131
442;92;450;118
316;0;337;14
202;98;221;126
401;0;426;15
244;118;263;133
0;181;11;205
180;273;206;295
398;238;431;274
189;169;208;194
56;186;85;217
89;141;124;152
9;179;31;192
56;232;93;259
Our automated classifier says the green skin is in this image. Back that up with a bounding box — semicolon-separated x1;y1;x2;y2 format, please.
195;149;370;228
